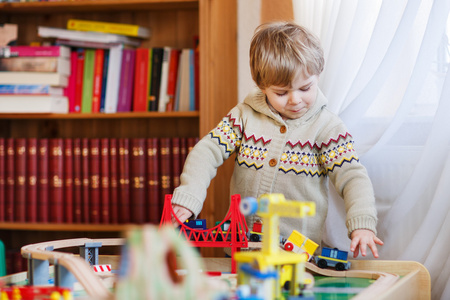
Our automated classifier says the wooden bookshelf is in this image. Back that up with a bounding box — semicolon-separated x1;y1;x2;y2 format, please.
0;0;237;259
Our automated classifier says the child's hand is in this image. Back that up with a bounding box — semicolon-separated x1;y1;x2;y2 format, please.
171;204;193;226
350;229;384;258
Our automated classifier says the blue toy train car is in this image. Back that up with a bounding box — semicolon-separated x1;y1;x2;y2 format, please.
314;247;351;271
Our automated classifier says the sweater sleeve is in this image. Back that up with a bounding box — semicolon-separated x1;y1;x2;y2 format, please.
171;106;244;218
320;122;378;237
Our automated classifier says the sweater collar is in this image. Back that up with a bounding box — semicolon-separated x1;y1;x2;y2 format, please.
243;88;328;126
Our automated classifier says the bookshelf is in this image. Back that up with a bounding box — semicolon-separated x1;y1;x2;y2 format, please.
0;0;237;261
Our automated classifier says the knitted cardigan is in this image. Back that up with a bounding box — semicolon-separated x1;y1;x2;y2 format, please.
171;88;378;245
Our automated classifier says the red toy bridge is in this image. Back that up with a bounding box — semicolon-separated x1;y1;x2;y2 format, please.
160;194;249;273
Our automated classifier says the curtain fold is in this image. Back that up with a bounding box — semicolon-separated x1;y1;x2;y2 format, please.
293;1;450;299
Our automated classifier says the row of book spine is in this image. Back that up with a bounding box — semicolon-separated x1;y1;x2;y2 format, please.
0;136;198;225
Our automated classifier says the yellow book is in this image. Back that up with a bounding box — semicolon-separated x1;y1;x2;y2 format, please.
67;19;151;38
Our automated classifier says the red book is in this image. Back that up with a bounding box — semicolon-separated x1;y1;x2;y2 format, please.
37;139;49;223
49;139;64;223
100;138;110;224
73;138;82;223
130;138;146;224
14;138;26;222
171;137;181;190
64;138;73;223
74;49;85;113
81;138;90;223
89;138;100;224
67;51;78;113
117;48;136;112
118;138;130;223
109;138;119;224
0;138;4;222
165;49;180;112
133;48;150;112
26;138;38;223
146;138;160;223
0;45;71;58
159;138;172;203
5;138;14;222
180;137;187;170
91;48;105;113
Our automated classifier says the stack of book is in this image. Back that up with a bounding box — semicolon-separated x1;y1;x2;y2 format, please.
0;45;71;113
36;19;198;113
0;136;199;225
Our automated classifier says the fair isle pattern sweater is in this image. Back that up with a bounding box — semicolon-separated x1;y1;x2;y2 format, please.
171;89;377;245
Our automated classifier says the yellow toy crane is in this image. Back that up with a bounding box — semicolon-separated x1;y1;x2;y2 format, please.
235;193;316;299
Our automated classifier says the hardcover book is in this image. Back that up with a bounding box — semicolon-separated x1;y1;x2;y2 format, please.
146;138;160;223
37;139;49;223
0;95;69;114
133;48;150;112
14;138;26;223
73;138;82;223
89;138;101;224
159;138;172;205
81;48;95;113
24;138;38;222
148;48;164;111
116;48;136;112
74;49;85;113
0;45;70;58
157;47;171;112
67;19;151;39
109;138;119;224
0;56;71;75
91;49;105;113
49;138;64;223
64;138;73;223
0;138;4;222
118;138;130;223
67;51;78;112
130;138;146;224
81;138;90;223
104;44;123;113
100;138;110;224
0;72;68;87
5;138;14;222
38;26;142;47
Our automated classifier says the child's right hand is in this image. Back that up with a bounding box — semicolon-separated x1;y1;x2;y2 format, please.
171;204;193;225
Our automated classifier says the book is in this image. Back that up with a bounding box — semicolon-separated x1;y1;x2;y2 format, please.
148;48;163;111
37;139;49;223
130;138;146;224
67;51;78;112
38;26;142;47
49;138;64;223
0;56;71;75
28;139;41;222
171;137;181;190
89;138;100;224
159;138;172;203
100;138;110;224
157;47;171;112
91;49;105;113
81;138;90;223
0;95;69;114
5;138;14;222
0;138;4;222
0;84;63;95
0;72;68;87
14;138;26;222
74;49;85;113
0;45;70;58
0;24;17;47
67;19;151;39
81;48;95;113
73;138;82;223
104;44;123;113
133;48;150;112
116;48;136;112
118;138;130;223
176;49;193;111
165;49;181;111
109;138;119;224
63;138;73;223
99;50;110;112
146;138;160;223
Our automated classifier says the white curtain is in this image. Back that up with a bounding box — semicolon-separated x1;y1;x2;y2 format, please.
293;1;450;299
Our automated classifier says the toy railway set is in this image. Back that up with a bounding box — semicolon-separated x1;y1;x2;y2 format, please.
0;194;431;299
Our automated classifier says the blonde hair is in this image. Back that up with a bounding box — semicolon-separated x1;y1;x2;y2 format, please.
250;21;324;89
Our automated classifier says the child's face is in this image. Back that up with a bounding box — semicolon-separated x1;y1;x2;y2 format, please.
262;72;319;120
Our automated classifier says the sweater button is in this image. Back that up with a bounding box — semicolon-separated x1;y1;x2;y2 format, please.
280;126;287;133
269;159;277;167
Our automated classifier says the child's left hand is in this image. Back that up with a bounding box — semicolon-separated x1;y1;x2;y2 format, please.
350;229;384;258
